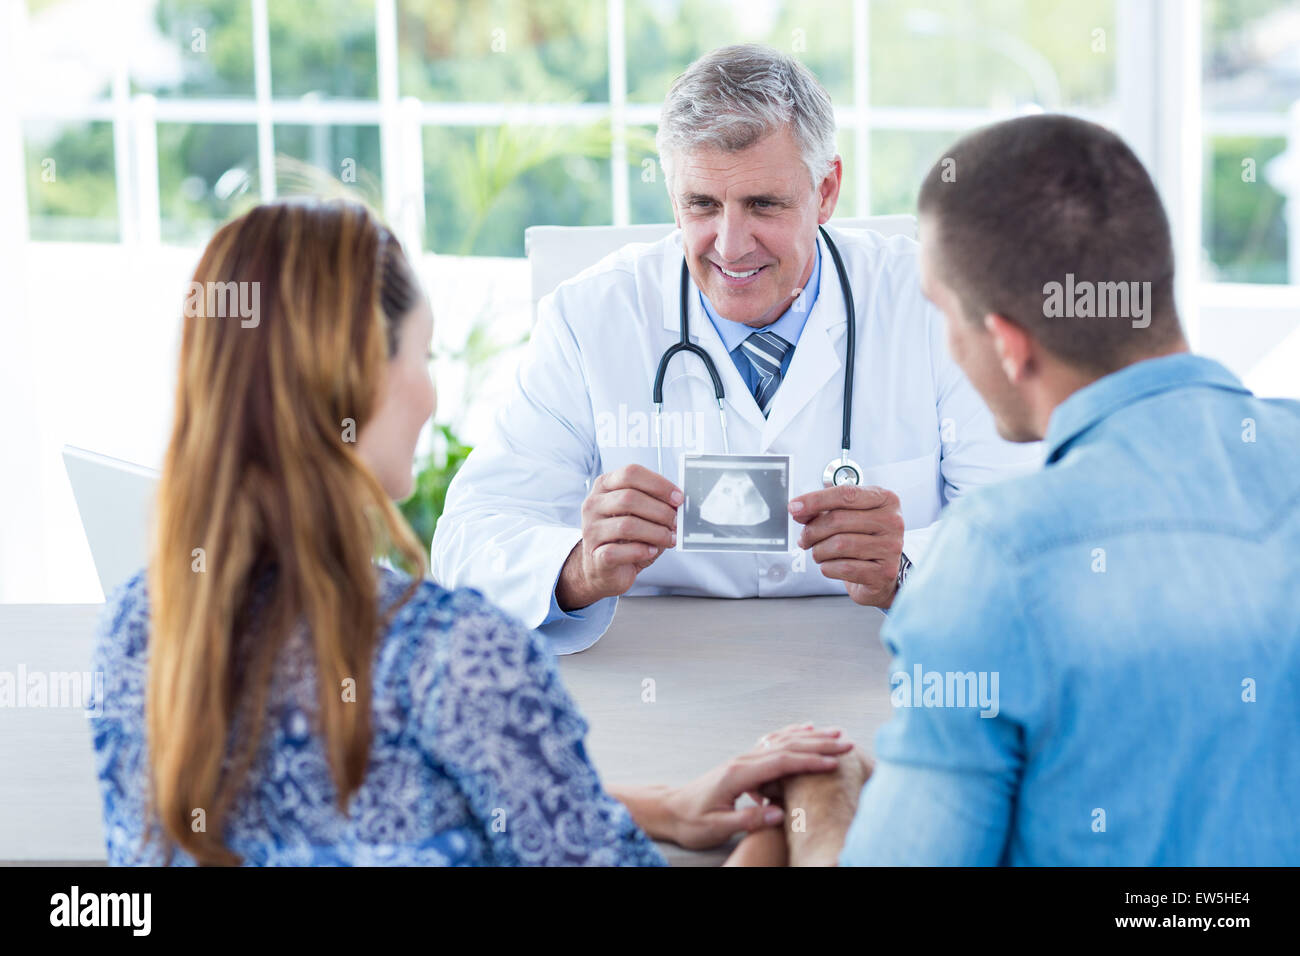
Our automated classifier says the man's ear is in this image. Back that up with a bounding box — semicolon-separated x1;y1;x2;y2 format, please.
817;155;843;224
984;313;1032;384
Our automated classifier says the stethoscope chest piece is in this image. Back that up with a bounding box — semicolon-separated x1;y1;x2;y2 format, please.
823;455;863;487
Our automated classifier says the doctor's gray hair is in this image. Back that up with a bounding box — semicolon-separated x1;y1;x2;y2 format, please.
656;44;837;191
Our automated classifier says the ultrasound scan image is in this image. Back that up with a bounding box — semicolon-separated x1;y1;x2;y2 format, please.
699;470;771;526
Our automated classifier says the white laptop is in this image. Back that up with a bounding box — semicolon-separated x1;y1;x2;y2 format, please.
62;445;160;599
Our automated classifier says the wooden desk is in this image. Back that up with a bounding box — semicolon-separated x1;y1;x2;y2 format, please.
558;595;893;866
0;596;894;865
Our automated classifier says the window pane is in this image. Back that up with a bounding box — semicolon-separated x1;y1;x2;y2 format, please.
133;0;256;98
1203;0;1299;115
831;128;857;220
423;124;613;255
398;0;608;103
22;0;118;101
274;124;383;203
24;120;119;242
270;0;378;99
629;125;673;224
869;0;1116;110
1203;1;1296;285
157;123;259;245
626;0;854;105
1203;136;1289;284
869;128;960;217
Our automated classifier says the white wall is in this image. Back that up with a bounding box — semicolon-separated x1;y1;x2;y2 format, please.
1201;285;1300;398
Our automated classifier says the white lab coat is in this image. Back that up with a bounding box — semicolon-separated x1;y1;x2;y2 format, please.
431;225;1040;653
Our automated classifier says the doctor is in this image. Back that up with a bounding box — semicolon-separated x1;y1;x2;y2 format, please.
432;44;1038;654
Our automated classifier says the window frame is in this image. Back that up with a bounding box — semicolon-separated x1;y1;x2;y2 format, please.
8;0;1300;352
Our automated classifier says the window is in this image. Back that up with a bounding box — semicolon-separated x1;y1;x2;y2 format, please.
17;0;1138;258
16;0;1298;292
1202;0;1297;284
24;119;119;242
133;0;257;98
157;122;258;244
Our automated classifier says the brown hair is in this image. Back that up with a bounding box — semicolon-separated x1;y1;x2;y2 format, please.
918;113;1184;374
146;198;426;865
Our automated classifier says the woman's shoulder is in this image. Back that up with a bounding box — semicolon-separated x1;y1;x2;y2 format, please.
96;566;532;649
375;568;558;701
379;569;535;650
89;569;152;727
95;569;152;661
93;566;548;698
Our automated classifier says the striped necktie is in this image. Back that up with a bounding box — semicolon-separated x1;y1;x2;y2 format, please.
741;330;792;417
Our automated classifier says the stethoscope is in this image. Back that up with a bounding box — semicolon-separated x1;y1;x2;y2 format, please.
652;224;862;487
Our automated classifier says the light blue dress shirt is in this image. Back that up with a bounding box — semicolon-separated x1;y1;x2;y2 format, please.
540;243;821;629
840;353;1300;865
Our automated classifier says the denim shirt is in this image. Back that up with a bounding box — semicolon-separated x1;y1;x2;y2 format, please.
840;353;1300;865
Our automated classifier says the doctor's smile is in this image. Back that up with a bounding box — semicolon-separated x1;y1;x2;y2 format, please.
711;260;769;286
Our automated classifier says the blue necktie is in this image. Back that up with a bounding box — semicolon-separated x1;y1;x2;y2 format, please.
741;330;792;417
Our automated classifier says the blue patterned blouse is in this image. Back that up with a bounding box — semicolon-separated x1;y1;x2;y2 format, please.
89;568;667;866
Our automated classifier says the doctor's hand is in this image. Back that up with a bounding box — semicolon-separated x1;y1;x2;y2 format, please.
789;485;904;609
555;465;682;612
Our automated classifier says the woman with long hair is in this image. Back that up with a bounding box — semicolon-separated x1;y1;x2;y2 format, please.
89;198;851;865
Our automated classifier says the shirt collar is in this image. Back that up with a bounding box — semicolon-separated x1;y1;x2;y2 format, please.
1044;352;1250;463
699;240;821;353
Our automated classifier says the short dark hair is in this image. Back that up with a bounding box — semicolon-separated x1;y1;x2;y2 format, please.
917;114;1183;374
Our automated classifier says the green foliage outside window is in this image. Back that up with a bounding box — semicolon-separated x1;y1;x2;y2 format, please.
24;0;1293;282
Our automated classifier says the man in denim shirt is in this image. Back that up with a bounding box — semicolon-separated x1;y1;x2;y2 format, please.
781;114;1300;865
